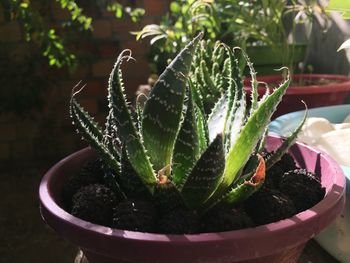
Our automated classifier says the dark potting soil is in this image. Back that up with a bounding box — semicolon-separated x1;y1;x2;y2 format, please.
71;184;117;226
62;158;105;210
63;153;326;234
0;167;335;263
112;199;156;232
263;151;297;188
279;169;326;214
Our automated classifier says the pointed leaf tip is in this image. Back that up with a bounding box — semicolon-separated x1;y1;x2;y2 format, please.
142;35;201;171
107;50;157;191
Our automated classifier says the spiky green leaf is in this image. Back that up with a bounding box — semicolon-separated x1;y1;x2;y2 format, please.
189;78;206;120
70;96;120;173
224;97;247;153
223;48;247;151
104;110;121;157
200;60;219;97
108;50;156;190
172;89;201;189
181;134;225;210
119;146;152;199
135;103;143;133
212;43;225;66
206;155;266;211
223;155;265;204
207;91;229;142
266;104;308;169
220;57;231;90
213;72;291;199
142;33;202;172
240;49;259;114
195;104;208;154
224;75;290;184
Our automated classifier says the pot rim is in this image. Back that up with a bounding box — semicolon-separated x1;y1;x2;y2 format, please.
39;135;345;260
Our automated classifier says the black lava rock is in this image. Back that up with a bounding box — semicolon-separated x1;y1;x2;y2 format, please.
264;152;297;188
71;184;117;226
112;200;156;232
244;187;296;225
62;158;105;209
157;209;198;234
200;206;254;233
279;169;326;213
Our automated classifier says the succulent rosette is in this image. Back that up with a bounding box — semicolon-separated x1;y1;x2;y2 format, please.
68;33;311;233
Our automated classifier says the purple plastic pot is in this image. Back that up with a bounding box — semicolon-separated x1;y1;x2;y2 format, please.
39;135;345;263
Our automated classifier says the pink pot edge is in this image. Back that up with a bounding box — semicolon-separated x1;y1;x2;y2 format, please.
39;135;346;262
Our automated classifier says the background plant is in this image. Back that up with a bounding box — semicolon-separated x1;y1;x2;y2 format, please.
0;0;144;70
135;0;327;74
0;0;144;115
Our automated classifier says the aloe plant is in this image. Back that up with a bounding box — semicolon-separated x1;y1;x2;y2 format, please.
190;39;230;114
70;33;300;217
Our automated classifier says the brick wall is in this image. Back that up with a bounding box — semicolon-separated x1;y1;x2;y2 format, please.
0;1;170;169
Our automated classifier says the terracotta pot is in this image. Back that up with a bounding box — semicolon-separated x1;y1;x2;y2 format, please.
39;135;345;263
245;74;350;118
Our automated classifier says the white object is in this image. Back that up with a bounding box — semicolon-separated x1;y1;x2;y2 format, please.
298;117;334;144
269;105;350;263
315;129;350;167
343;113;350;123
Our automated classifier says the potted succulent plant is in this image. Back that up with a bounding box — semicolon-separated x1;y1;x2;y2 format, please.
39;35;345;263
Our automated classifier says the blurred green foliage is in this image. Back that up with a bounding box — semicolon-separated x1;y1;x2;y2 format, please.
326;0;350;19
0;0;144;115
135;0;327;74
0;0;144;70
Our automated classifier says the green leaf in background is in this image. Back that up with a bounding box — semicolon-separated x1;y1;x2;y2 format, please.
326;0;350;19
170;1;181;13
